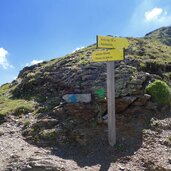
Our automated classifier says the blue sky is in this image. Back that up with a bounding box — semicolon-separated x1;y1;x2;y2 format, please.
0;0;171;85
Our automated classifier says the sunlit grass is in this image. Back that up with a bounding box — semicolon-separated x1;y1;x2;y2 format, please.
0;84;35;116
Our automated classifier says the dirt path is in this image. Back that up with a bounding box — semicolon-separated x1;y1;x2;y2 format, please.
0;113;171;171
0;117;99;171
0;118;48;170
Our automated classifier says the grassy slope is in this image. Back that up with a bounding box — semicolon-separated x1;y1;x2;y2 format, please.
0;84;35;116
145;26;171;46
128;38;171;63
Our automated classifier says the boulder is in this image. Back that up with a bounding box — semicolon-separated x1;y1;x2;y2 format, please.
133;94;151;106
116;96;137;113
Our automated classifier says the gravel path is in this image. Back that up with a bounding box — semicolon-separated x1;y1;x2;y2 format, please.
0;118;98;171
0;113;171;171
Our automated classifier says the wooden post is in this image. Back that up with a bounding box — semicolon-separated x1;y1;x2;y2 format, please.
107;61;116;146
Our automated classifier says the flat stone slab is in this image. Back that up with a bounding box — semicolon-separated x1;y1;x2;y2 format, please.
63;94;91;103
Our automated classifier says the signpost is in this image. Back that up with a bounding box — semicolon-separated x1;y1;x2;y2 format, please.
92;49;124;62
107;61;116;146
97;36;129;49
92;35;129;146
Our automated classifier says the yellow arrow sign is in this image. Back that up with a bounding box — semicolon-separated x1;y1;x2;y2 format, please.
97;36;129;49
92;49;124;62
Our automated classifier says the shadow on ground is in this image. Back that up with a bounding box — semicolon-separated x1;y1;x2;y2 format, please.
23;109;171;171
49;111;156;171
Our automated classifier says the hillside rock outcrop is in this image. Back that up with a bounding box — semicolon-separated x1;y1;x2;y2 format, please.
12;60;158;115
19;61;161;147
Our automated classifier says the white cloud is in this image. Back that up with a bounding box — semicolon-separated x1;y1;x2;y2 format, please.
30;60;43;65
26;59;43;66
124;0;171;37
13;76;17;80
72;46;84;53
145;8;163;21
0;48;13;69
144;8;171;26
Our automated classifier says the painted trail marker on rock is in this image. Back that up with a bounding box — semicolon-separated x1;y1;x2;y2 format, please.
63;94;91;103
92;35;129;146
95;88;106;99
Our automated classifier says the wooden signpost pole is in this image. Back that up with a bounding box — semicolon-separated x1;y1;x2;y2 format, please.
92;35;129;146
107;61;116;146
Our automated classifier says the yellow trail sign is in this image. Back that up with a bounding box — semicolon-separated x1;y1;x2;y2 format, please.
97;36;129;49
92;49;124;62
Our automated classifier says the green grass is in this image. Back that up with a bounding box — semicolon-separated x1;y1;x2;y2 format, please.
145;26;171;46
0;83;36;116
128;38;171;64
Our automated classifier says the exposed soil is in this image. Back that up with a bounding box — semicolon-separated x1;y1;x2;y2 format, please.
0;111;171;171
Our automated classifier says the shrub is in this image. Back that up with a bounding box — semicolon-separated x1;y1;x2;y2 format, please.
146;80;171;105
14;106;32;115
23;120;31;128
39;129;57;140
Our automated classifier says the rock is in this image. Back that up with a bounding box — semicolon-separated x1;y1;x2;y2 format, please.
25;165;32;169
22;155;80;171
168;158;171;164
31;119;58;129
119;166;125;171
0;115;6;124
116;96;137;113
22;157;59;171
53;105;65;116
63;93;91;103
130;78;143;84
102;114;108;124
0;131;4;136
63;103;96;120
71;129;87;145
145;101;158;111
133;94;151;106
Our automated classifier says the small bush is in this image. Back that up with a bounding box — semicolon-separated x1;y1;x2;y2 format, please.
23;120;31;128
146;80;171;105
14;106;32;115
39;129;57;140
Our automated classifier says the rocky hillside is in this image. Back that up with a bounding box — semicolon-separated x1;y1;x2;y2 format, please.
10;28;171;101
145;26;171;46
0;26;171;171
